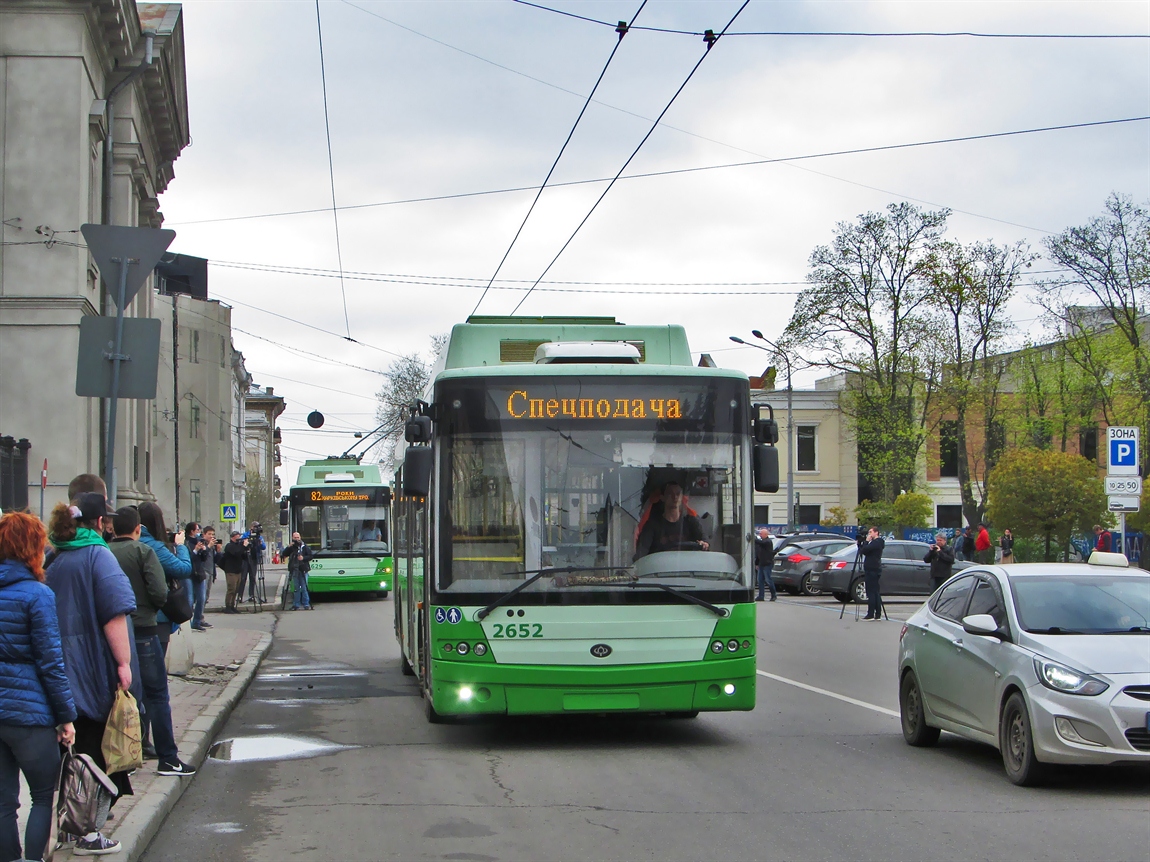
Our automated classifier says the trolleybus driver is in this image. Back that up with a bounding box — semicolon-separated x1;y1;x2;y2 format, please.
634;481;710;559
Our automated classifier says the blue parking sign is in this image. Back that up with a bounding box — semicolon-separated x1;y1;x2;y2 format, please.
1108;427;1139;475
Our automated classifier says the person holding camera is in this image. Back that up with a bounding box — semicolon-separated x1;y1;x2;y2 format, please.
238;522;265;603
285;531;314;611
222;531;247;614
857;527;885;621
187;523;218;631
923;532;955;592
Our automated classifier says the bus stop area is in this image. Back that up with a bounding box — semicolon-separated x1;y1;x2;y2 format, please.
18;565;284;861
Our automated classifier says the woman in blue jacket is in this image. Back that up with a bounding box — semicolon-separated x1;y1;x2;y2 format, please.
137;502;191;654
0;512;77;862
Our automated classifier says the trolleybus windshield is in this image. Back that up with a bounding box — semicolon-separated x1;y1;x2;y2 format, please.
437;377;750;598
291;486;390;555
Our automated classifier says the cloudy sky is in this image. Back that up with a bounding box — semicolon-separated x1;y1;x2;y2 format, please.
156;0;1150;482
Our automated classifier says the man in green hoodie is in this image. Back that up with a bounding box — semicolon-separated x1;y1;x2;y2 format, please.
107;506;196;777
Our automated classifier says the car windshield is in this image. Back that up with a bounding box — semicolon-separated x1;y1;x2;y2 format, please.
436;376;751;596
1009;573;1150;634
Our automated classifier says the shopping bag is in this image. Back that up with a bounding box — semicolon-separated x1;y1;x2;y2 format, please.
57;745;118;838
165;626;195;676
101;689;143;774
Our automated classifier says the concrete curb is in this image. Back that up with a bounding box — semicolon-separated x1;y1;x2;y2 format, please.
114;629;274;862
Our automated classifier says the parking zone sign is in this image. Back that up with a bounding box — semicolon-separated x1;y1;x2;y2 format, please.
1108;427;1139;475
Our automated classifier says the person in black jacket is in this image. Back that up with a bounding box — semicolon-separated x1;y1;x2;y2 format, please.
285;532;314;611
754;528;777;602
222;532;248;614
857;527;885;621
923;533;955;592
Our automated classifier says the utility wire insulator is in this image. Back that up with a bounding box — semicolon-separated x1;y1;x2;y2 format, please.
703;29;718;49
616;20;628;39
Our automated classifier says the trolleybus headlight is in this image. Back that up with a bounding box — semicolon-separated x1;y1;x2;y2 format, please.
385;566;392;573
459;686;473;701
711;641;724;654
443;643;454;653
723;683;736;695
457;642;470;655
473;643;488;656
726;639;738;652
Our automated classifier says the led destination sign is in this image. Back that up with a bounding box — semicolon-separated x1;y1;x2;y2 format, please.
505;390;683;421
306;490;371;502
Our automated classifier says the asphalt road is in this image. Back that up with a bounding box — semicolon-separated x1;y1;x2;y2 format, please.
142;595;1149;862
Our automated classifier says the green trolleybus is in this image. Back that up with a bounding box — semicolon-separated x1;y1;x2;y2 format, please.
283;458;393;598
394;317;779;721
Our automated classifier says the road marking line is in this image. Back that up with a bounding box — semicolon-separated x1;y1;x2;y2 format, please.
756;670;900;718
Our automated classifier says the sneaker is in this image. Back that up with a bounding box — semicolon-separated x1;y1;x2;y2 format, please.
57;832;79;849
200;621;213;628
305;606;314;610
73;833;121;855
157;759;197;777
769;596;777;602
191;625;207;632
862;615;875;620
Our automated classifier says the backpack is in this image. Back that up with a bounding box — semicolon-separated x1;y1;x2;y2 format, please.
57;746;118;838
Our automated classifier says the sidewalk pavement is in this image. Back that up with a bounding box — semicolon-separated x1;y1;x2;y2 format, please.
19;565;285;862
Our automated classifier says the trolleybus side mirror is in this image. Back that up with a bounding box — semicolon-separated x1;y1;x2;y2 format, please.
279;509;289;526
751;402;779;445
405;415;432;443
754;444;780;493
380;487;392;504
403;447;433;497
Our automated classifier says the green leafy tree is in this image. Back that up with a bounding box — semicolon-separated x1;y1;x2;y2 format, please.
821;505;850;527
784;203;949;502
892;492;933;529
855;499;896;530
985;449;1107;561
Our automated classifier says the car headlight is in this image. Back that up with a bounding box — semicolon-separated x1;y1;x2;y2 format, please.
1033;658;1108;696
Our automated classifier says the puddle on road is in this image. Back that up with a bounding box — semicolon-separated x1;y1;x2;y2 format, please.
257;670;366;681
205;822;245;834
208;734;355;763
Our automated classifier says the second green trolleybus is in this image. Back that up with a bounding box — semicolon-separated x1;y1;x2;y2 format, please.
394;317;779;721
281;458;393;601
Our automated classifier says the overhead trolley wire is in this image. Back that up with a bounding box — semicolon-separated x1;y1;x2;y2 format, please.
511;0;747;314
168;115;1149;228
471;0;647;316
315;0;353;339
511;0;1150;39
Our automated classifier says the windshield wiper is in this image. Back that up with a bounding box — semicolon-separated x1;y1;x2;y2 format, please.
475;566;631;620
628;582;729;617
1098;626;1150;633
1026;626;1085;634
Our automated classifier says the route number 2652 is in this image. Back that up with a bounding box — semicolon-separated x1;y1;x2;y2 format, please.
491;623;543;639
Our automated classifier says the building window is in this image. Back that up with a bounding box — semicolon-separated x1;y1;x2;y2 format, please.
937;505;963;529
190;481;202;523
939;420;959;478
190;404;201;439
1080;426;1098;463
754;505;771;527
133;446;139;482
145;451;151;485
219;480;226;510
797;504;821;527
220;334;227;368
219;415;227;441
796;425;817;472
190;330;200;363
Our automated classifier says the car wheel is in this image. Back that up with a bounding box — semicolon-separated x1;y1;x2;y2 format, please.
1000;692;1046;786
376;590;389;599
800;574;821;596
851;578;868;603
831;591;850;603
899;671;940;747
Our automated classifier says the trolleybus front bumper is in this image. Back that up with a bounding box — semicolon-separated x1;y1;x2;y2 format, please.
429;655;755;715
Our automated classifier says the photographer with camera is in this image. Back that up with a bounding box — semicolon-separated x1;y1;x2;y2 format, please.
923;532;955;593
221;531;247;614
857;527;885;621
238;522;265;604
285;531;314;611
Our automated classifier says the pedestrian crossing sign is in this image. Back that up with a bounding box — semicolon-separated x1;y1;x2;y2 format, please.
220;504;238;522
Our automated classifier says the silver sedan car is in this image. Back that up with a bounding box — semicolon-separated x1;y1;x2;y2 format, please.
897;555;1150;785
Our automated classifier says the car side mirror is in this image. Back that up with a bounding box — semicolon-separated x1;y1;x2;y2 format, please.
961;613;1003;638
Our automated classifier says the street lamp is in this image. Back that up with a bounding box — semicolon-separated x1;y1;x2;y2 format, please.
730;332;795;532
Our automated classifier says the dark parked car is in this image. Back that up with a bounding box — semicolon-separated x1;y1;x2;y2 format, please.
773;538;855;595
808;540;973;603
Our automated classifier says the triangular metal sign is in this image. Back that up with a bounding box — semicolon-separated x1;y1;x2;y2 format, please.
81;224;176;309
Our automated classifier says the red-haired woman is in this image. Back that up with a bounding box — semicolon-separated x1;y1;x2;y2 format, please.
0;512;77;862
